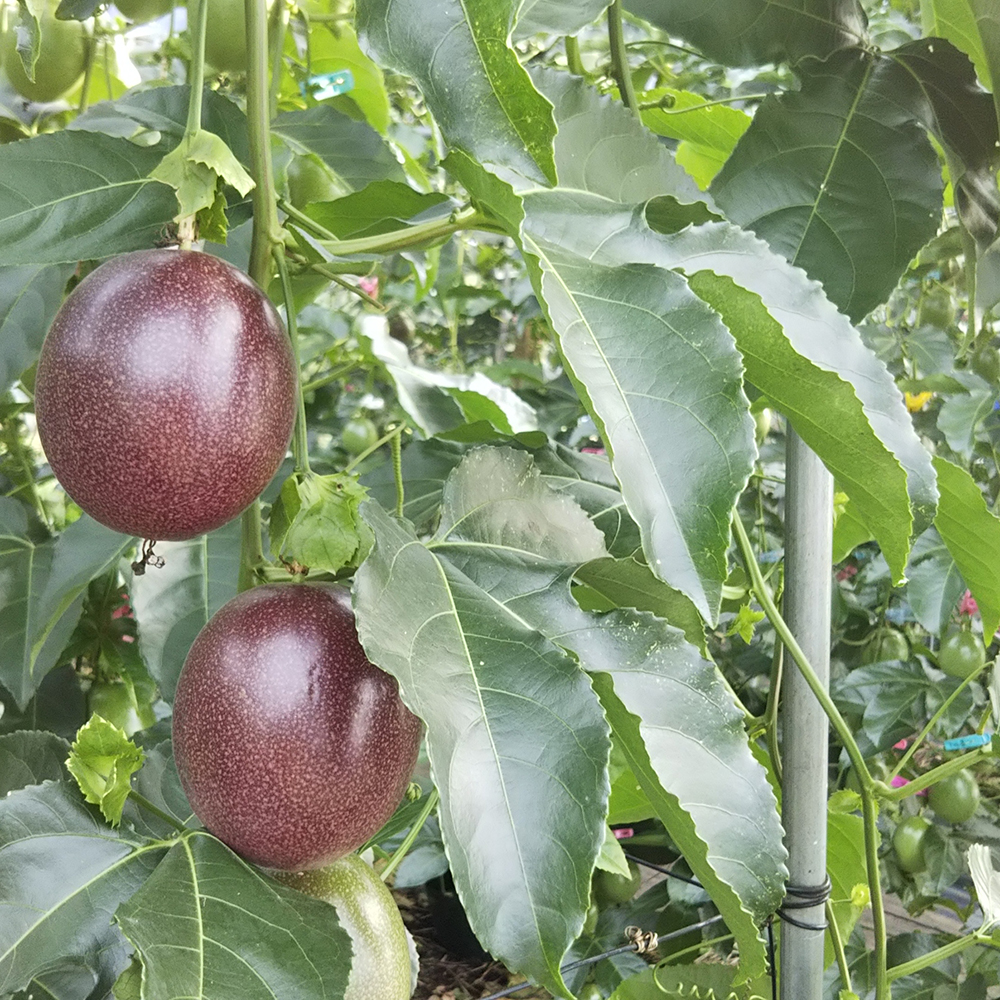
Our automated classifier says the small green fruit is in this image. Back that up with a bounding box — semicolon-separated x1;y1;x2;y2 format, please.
937;630;986;679
115;0;175;22
861;629;909;664
287;156;340;209
593;860;642;907
342;417;379;456
928;769;980;825
273;854;412;1000
892;815;930;874
1;3;86;103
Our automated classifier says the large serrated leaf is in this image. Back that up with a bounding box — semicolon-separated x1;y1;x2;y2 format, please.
354;489;610;999
129;519;241;702
0;132;178;266
623;0;868;67
416;447;784;982
116;833;352;1000
922;0;1000;90
0;264;74;391
356;0;557;185
513;0;611;39
0;513;133;709
0;730;69;795
932;456;1000;639
710;48;943;321
0;781;163;997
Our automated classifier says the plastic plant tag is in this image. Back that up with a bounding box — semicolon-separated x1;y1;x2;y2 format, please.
944;733;993;751
302;69;354;101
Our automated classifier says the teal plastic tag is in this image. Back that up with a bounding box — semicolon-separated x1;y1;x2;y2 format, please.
943;733;992;751
303;69;354;101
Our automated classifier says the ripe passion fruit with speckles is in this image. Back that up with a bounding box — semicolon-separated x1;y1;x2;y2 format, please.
35;249;296;540
172;584;423;871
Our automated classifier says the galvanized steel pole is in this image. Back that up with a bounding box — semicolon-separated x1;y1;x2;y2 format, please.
779;430;834;1000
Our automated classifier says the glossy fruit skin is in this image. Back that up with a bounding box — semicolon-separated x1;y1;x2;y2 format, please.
593;860;642;907
937;630;986;679
273;854;412;1000
172;584;423;870
892;815;930;874
35;250;296;540
115;0;175;23
861;629;909;664
203;0;262;74
928;769;980;824
342;417;379;456
1;4;86;102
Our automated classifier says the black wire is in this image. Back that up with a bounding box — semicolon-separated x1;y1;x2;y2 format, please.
766;916;777;997
475;915;726;1000
623;852;704;888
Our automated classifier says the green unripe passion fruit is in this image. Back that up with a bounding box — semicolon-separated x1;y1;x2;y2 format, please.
892;815;930;874
272;854;412;1000
928;769;980;825
1;4;86;103
287;155;340;208
593;860;642;907
342;417;379;456
861;629;909;664
115;0;175;23
937;630;986;680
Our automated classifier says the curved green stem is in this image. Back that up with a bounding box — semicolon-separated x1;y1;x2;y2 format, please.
77;20;96;114
184;0;208;139
129;789;189;833
267;0;286;120
565;34;585;76
317;207;497;257
278;196;338;240
888;661;988;782
733;514;888;998
765;643;784;785
273;246;310;475
881;749;985;801
608;1;639;116
826;898;852;996
238;501;263;592
886;932;983;983
343;422;405;474
303;261;385;310
380;788;439;883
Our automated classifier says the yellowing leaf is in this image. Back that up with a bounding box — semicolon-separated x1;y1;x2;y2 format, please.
66;715;145;826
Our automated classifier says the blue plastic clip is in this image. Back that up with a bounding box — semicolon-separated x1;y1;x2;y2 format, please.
302;69;354;101
943;733;992;751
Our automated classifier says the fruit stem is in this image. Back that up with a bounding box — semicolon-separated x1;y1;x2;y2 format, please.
565;35;585;76
380;787;439;882
267;0;287;120
238;501;264;592
887;660;989;783
184;0;208;141
295;258;386;310
608;1;639;116
879;749;984;802
128;789;189;833
826;898;853;996
342;421;406;474
886;932;982;983
77;19;96;114
273;245;311;475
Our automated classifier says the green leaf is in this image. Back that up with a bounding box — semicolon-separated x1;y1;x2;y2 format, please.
272;106;406;192
827;809;868;970
529;195;936;581
0;730;70;795
112;957;142;1000
521;224;756;623
400;447;785;980
0;264;74;391
268;471;373;574
922;0;999;89
150;129;255;222
354;493;611;998
116;832;353;1000
513;0;611;38
0;131;178;266
610;962;742;999
121;741;195;839
0;513;134;709
623;0;869;66
906;527;966;636
361;315;539;438
66;715;145;826
727;604;765;644
306;180;452;240
595;824;631;877
641;88;752;190
710;48;943;321
356;0;558;185
0;780;164;997
8;5;40;80
933;456;1000;639
129;518;241;702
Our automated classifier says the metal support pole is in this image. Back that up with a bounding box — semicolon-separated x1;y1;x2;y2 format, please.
779;430;833;1000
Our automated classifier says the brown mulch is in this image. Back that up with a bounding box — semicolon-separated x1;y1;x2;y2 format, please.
393;888;550;1000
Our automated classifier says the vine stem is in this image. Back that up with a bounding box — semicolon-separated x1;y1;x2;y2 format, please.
184;0;208;140
77;20;95;114
732;514;888;999
273;246;311;475
239;0;281;590
129;789;189;834
887;932;983;982
565;34;585;76
380;788;439;882
881;748;985;801
825;898;852;995
342;423;405;474
888;659;989;782
608;1;639;116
